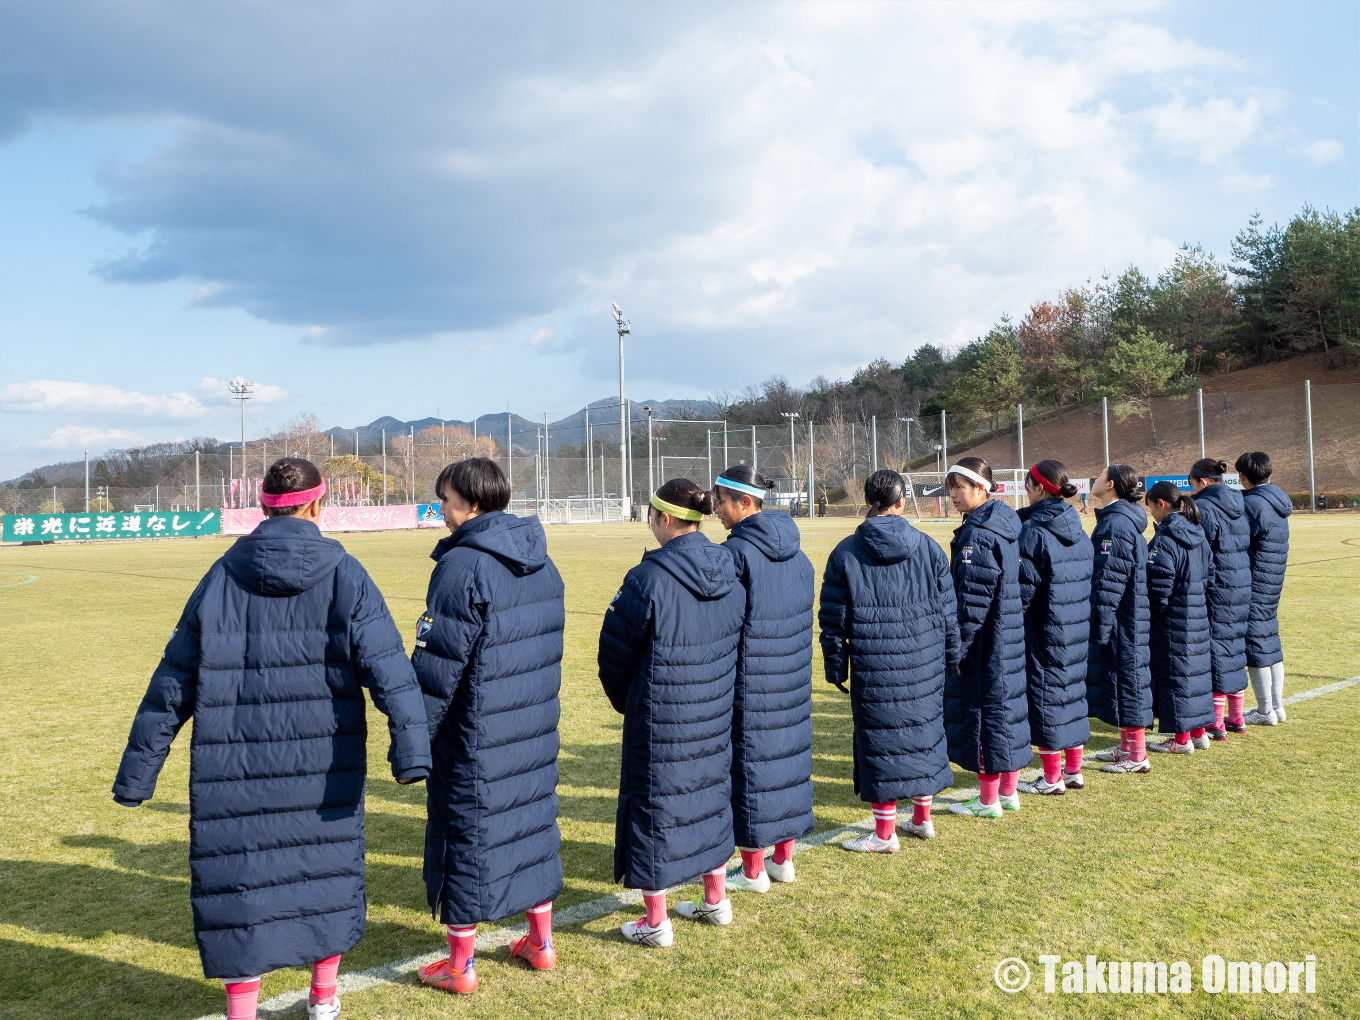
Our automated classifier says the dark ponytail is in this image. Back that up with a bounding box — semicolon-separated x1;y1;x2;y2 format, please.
1147;480;1202;525
1189;458;1229;482
714;463;772;508
652;477;714;523
1106;464;1143;503
261;457;322;517
863;469;906;516
1031;459;1078;499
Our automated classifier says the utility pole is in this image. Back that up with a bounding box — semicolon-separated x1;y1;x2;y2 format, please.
195;450;200;511
1017;404;1025;470
899;417;915;469
507;412;514;498
645;406;654;495
781;412;799;487
1101;396;1110;465
752;425;758;473
382;428;387;505
585;405;593;506
84;450;89;511
940;410;947;470
544;411;550;508
1197;388;1205;459
410;425;416;503
613;303;631;514
1305;379;1316;513
871;415;878;473
229;379;253;509
807;419;815;515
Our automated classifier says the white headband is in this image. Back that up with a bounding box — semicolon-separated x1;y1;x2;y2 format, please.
715;476;767;499
947;464;993;491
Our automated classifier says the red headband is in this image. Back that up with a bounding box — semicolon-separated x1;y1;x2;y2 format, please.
1029;463;1062;496
259;479;326;508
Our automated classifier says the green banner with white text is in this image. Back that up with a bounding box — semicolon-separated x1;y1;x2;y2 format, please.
2;510;221;542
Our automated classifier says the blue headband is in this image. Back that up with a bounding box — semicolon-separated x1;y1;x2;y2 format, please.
715;476;767;499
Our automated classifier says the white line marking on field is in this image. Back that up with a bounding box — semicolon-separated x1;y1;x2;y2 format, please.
191;673;1359;1020
0;571;37;588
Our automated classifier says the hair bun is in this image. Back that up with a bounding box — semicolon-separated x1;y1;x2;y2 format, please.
694;490;716;516
1060;482;1078;498
1216;460;1229;474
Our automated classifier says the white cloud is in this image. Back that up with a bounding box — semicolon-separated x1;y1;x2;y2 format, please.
1220;173;1276;194
1142;95;1264;165
193;376;289;403
0;379;204;418
28;425;143;449
1301;139;1344;166
528;327;554;347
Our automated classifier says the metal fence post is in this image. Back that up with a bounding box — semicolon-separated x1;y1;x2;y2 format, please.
752;425;758;473
1017;404;1024;469
940;410;947;466
1197;388;1205;459
807;419;814;513
871;415;878;473
1306;379;1316;513
195;450;201;511
382;429;387;505
1101;397;1110;465
84;450;90;511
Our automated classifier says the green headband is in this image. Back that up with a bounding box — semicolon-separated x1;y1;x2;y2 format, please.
650;492;705;521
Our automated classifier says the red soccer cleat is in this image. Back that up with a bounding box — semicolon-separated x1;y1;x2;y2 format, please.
510;935;557;970
418;956;478;994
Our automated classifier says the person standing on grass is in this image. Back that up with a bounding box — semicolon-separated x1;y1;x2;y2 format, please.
599;478;745;947
1143;482;1216;756
1188;458;1252;741
1015;461;1094;797
1085;465;1154;775
112;458;431;1020
413;458;565;996
820;470;958;850
711;466;816;892
1236;451;1292;725
941;457;1030;820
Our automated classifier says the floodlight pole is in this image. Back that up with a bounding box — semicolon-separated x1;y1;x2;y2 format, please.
507;413;513;497
1305;379;1316;513
781;413;799;484
645;406;654;495
544;411;550;507
1101;397;1110;465
613;304;631;515
229;379;254;509
195;450;200;511
382;429;387;505
1017;404;1025;469
807;419;815;514
84;450;89;511
871;415;878;473
1197;388;1205;459
899;417;915;469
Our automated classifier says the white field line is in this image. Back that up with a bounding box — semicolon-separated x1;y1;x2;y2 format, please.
193;673;1359;1020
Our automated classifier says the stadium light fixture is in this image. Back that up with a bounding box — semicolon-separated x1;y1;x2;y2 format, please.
229;379;254;498
613;303;632;511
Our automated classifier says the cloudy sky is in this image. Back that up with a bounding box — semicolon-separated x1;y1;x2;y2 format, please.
1;0;1356;476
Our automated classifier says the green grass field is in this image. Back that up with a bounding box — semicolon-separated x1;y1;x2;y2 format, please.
2;513;1358;1019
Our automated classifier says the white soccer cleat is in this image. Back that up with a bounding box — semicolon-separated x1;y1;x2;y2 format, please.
999;792;1020;812
725;868;771;894
308;997;341;1020
675;897;733;925
1018;777;1066;796
1243;708;1277;726
765;858;795;883
1192;734;1212;750
899;818;935;840
1063;772;1085;790
1100;756;1151;774
948;797;1002;819
621;916;674;947
842;832;899;853
1089;747;1128;763
1148;736;1193;755
1274;704;1286;722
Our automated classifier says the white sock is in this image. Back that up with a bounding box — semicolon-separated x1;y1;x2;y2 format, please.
1270;662;1285;712
1248;666;1274;715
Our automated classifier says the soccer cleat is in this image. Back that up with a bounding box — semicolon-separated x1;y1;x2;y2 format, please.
1148;737;1193;755
675;897;733;925
1243;708;1277;726
1205;725;1228;741
1100;756;1151;774
307;998;341;1020
765;858;795;883
620;917;673;947
509;935;556;970
1089;747;1128;763
948;797;1003;819
1018;777;1066;795
1063;772;1085;790
899;818;935;840
842;832;899;853
418;956;477;995
726;869;771;894
1274;704;1287;722
999;793;1020;812
1192;734;1212;750
1224;719;1247;734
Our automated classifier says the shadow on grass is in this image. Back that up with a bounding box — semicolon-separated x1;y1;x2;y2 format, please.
0;938;216;1020
61;834;190;880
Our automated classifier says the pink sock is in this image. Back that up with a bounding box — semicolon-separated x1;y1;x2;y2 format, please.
1213;694;1226;729
740;848;765;879
871;801;896;839
1190;726;1205;739
1176;731;1190;745
1064;746;1083;775
1129;728;1147;762
526;902;552;946
309;956;340;1007
446;924;475;972
911;795;932;825
642;889;667;927
772;839;794;865
1038;749;1062;785
703;866;726;905
999;771;1018;797
1227;693;1245;725
978;774;1000;805
224;979;260;1020
1119;729;1131;753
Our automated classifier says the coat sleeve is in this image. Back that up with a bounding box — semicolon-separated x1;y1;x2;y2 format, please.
934;541;961;670
412;555;486;738
598;572;651;713
350;564;432;780
1091;527;1133;645
818;548;850;686
1146;539;1175;618
955;533;1001;661
1017;529;1045;613
112;577;206;805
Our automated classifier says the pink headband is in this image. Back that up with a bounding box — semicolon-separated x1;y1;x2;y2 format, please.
260;480;326;508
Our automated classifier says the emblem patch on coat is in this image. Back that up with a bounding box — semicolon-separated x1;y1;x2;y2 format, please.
1100;539;1112;555
415;614;433;648
961;545;973;564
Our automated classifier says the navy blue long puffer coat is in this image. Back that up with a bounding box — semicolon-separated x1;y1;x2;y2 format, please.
1147;511;1216;734
1194;483;1251;695
1242;483;1292;667
414;511;565;925
819;514;959;803
598;531;745;891
1086;500;1153;729
113;515;431;979
724;511;815;850
946;499;1030;775
1017;497;1093;752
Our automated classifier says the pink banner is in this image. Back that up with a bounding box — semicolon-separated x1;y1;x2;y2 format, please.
221;505;420;535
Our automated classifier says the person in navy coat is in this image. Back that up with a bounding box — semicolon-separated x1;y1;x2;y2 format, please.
1189;458;1252;739
113;459;430;1020
1144;482;1217;756
1236;451;1293;724
413;458;565;995
711;465;815;891
599;478;746;948
1015;461;1093;797
942;457;1030;820
820;470;959;849
1085;465;1154;775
